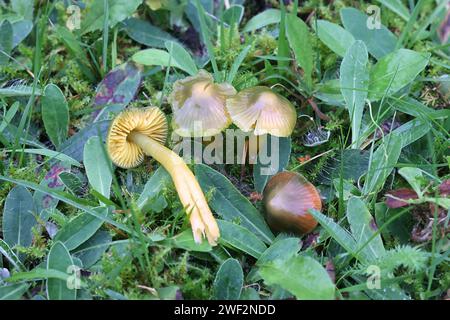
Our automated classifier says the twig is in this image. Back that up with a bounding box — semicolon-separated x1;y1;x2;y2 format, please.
307;97;330;121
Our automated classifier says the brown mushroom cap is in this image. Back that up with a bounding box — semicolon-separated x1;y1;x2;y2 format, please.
168;70;236;137
263;171;321;234
107;107;168;168
226;86;297;137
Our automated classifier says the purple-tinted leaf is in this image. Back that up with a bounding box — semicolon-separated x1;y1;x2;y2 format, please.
59;120;110;162
45;221;59;239
438;10;450;43
0;268;10;280
385;188;418;208
33;163;71;214
93;62;142;118
439;179;450;197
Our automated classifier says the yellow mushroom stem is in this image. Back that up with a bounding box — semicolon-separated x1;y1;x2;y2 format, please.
128;131;219;245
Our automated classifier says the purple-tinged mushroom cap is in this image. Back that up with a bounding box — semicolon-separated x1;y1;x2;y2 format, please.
169;70;236;137
226;86;297;137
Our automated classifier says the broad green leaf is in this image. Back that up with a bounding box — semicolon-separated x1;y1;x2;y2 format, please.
132;49;191;74
218;220;267;259
256;237;301;266
169;229;212;252
33;163;70;214
309;209;359;257
253;135;291;193
41;84;69;148
58;172;84;195
242;9;280;32
137;166;170;212
368;49;430;101
0;20;13;65
340;8;397;60
46;241;77;300
213;258;243;300
82;0;142;34
223;5;245;26
340;40;369;148
363;134;403;195
383;118;431;148
60;120;110;162
315;20;355;57
54;208;109;251
0;283;29;300
0;102;19;135
314;79;345;106
286;14;313;88
165;41;198;76
72;230;112;268
11;0;34;20
346;197;385;262
83;136;112;200
332;178;360;201
259;255;335;300
0;239;26;271
11;20;33;48
195;164;274;244
240;287;260;300
375;0;410;21
0;175;133;235
316;149;370;185
122;18;178;48
94;62;142;110
7;267;84;284
2;186;37;258
375;203;412;244
209;245;232;264
398;167;424;197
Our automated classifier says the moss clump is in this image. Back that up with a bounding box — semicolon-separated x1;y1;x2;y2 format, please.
93;244;213;299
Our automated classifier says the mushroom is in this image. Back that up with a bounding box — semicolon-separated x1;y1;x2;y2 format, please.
225;86;297;137
107;107;219;245
226;86;297;176
168;70;237;138
263;171;321;235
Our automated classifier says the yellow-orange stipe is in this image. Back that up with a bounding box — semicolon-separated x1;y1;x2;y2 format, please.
107;107;219;245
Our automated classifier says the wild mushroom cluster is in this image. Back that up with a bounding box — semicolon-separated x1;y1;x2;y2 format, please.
106;70;322;245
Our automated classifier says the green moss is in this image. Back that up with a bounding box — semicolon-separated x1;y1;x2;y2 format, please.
16;225;48;260
93;243;213;299
0;160;45;209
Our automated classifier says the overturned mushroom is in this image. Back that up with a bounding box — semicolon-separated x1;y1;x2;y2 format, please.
169;70;236;138
226;86;297;137
107;107;219;245
263;171;321;235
